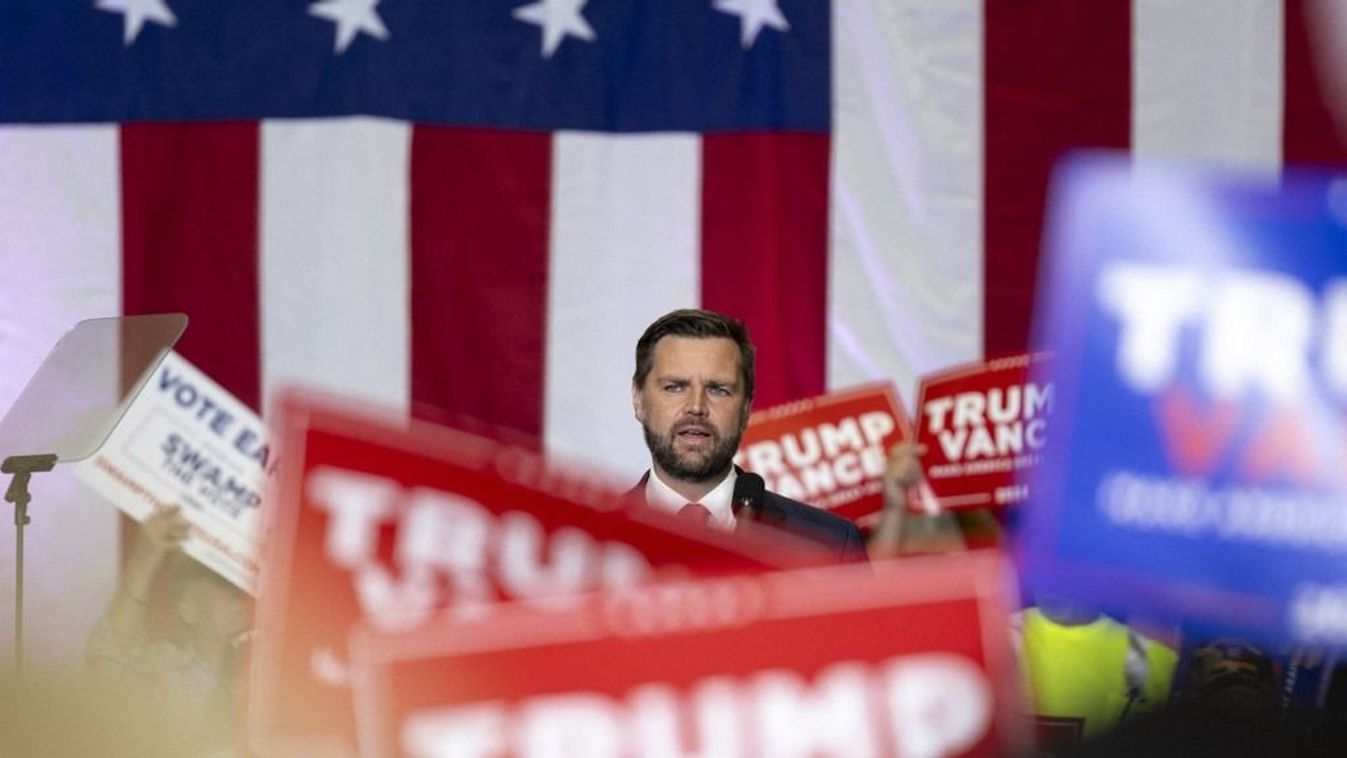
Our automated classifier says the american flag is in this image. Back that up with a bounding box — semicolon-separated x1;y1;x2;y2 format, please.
1;0;1343;661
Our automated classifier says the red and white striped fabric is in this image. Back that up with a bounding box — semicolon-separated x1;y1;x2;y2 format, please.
1;0;1342;663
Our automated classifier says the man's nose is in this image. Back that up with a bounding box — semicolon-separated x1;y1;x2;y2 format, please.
685;389;709;415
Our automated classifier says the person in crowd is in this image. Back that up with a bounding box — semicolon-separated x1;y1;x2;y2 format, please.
868;432;1179;756
86;505;252;753
1066;639;1347;757
628;308;867;562
1178;639;1280;718
1016;603;1178;755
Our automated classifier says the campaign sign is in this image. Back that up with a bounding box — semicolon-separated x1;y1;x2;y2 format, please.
75;350;270;592
351;553;1021;758
250;391;826;754
915;354;1052;512
735;383;913;525
1020;153;1347;648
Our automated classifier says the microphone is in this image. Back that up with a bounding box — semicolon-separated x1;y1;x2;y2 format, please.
732;472;765;520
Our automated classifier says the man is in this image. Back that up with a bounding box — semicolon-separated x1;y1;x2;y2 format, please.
630;308;867;562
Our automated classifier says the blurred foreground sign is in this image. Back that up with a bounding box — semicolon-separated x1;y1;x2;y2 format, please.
352;554;1021;758
735;383;914;526
1021;154;1347;647
915;354;1051;513
250;392;823;753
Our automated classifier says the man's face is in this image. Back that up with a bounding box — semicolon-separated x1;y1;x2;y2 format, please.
632;336;750;484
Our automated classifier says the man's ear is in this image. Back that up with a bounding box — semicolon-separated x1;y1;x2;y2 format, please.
631;381;645;422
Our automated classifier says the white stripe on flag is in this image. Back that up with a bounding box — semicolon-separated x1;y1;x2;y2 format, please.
259;119;411;415
0;125;121;671
828;0;984;414
1133;0;1284;173
0;127;124;410
544;132;701;478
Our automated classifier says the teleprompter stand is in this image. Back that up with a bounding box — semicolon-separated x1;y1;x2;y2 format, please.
0;314;185;681
4;453;56;680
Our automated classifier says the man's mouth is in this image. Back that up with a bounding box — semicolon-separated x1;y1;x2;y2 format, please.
675;426;714;442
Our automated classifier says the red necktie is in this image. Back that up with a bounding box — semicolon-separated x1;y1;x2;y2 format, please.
677;502;713;526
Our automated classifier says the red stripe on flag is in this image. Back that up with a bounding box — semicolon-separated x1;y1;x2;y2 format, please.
409;127;551;438
700;133;829;408
1283;1;1347;165
984;0;1131;358
120;122;262;410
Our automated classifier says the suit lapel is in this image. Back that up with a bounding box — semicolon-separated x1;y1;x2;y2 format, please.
627;470;651;501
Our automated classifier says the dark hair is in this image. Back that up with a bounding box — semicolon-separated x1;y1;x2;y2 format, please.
633;309;755;399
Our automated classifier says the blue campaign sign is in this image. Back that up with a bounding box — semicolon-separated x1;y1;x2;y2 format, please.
1019;153;1347;647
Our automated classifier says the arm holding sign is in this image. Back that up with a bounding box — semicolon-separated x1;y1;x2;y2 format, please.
88;506;190;663
868;442;996;558
86;505;251;749
867;442;929;558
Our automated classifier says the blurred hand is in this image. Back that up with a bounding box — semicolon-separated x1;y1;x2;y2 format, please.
881;441;926;510
140;505;190;555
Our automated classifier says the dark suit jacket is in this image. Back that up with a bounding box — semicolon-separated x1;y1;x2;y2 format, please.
630;470;869;564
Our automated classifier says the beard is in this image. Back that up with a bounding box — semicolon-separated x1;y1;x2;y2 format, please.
643;419;742;483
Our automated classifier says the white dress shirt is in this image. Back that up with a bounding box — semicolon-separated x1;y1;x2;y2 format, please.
644;466;738;531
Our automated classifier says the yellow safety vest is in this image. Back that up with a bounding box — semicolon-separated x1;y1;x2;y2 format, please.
1018;607;1177;750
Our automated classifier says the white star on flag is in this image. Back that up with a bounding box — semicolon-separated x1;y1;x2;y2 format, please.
96;0;177;46
713;0;790;48
512;0;596;59
309;0;390;54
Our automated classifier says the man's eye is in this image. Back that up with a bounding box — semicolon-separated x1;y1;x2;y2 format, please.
663;384;683;392
709;386;731;396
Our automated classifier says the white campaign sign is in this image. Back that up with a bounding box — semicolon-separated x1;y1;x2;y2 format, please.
76;351;272;592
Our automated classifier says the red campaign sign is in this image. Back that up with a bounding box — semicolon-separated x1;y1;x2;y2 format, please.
250;392;826;754
914;354;1052;512
735;383;914;526
352;553;1023;758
